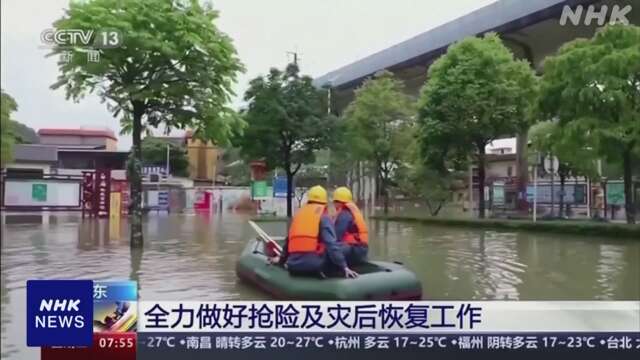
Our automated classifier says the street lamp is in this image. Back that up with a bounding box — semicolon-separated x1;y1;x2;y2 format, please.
165;143;170;179
533;152;540;222
322;80;333;115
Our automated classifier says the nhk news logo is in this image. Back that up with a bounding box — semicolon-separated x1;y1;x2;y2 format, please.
27;280;94;346
27;280;138;347
36;298;86;328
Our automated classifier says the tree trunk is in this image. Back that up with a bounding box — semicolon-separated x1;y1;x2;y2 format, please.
622;148;636;224
477;146;486;219
383;182;389;215
378;162;389;215
286;169;294;219
516;131;529;212
129;102;144;248
359;162;364;202
602;179;608;220
427;199;445;216
559;171;566;218
586;176;591;219
550;155;555;218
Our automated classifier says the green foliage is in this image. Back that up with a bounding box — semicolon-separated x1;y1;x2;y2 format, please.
538;24;639;161
374;215;640;239
50;0;244;144
342;71;415;213
0;89;37;166
236;63;332;216
328;120;359;185
417;33;537;217
418;33;537;164
397;163;452;216
8;120;39;144
50;0;244;244
396;138;454;216
528;121;599;179
141;137;189;177
219;148;251;185
1;89;18;165
238;64;332;171
538;24;640;223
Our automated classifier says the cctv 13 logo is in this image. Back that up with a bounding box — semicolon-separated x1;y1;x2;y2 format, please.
27;280;93;346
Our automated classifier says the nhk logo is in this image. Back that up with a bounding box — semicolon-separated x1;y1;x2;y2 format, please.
560;4;632;26
35;299;85;329
27;280;93;346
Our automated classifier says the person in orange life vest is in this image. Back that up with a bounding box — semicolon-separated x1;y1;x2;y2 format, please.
283;185;358;278
333;187;369;265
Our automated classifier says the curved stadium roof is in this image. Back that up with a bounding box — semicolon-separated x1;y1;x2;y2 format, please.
314;0;596;89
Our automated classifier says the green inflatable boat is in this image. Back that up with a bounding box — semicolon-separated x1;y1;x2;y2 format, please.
236;237;422;300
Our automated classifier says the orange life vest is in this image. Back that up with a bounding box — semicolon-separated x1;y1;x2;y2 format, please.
337;202;368;245
287;203;326;254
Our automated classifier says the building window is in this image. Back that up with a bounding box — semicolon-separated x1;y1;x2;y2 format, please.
507;166;513;177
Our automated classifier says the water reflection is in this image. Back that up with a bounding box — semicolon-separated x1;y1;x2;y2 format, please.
368;219;638;301
594;244;625;300
1;213;639;359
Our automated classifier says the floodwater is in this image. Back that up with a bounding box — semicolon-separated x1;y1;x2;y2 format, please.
2;212;639;358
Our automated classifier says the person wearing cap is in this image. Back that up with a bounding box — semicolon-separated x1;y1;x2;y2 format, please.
333;186;369;265
283;185;358;278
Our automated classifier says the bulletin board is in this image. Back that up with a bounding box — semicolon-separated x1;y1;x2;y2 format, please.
3;179;81;207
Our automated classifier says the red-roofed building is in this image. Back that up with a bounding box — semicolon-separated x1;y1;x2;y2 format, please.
38;128;118;151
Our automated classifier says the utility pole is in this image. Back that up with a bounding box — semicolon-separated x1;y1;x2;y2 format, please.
165;144;170;179
287;51;300;65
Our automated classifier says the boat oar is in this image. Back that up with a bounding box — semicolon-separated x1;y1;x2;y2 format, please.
248;220;283;256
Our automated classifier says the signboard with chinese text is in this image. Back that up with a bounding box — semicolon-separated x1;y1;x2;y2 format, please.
252;181;270;200
31;183;47;202
606;182;625;205
273;177;288;198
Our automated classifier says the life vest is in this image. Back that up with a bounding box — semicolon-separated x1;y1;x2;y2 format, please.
287;203;326;254
337;202;368;245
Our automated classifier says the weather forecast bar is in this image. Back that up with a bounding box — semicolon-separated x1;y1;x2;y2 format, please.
136;332;640;359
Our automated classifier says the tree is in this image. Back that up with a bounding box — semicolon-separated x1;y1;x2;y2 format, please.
529;121;599;217
328;120;359;190
538;24;640;224
417;33;537;218
50;0;244;246
236;63;332;218
397;162;452;216
141;137;189;177
396;136;455;217
1;89;18;166
9;120;39;144
342;71;415;214
218;148;251;185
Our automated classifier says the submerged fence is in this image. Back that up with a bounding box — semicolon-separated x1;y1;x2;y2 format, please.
142;187;253;213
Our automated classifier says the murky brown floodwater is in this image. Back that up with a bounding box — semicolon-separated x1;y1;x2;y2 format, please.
2;212;639;358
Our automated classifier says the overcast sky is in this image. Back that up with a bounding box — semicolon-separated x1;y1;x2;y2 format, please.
1;0;496;150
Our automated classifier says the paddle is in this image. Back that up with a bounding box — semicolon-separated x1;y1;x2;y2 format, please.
248;220;283;256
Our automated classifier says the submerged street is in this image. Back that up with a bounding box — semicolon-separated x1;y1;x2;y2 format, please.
2;213;638;357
